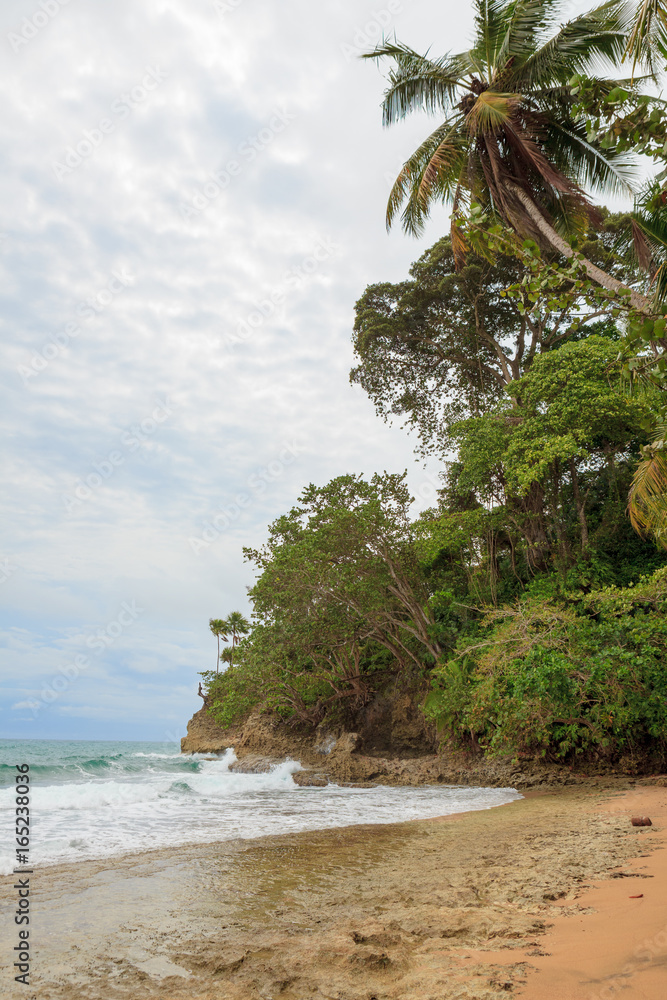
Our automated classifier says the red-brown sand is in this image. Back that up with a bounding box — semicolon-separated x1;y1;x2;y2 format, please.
517;786;667;1000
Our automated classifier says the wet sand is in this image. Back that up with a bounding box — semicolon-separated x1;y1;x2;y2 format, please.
1;783;664;999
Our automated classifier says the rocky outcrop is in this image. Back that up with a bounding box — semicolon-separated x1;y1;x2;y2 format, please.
180;706;604;789
180;706;232;754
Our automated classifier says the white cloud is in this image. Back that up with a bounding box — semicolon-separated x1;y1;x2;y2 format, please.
1;0;614;739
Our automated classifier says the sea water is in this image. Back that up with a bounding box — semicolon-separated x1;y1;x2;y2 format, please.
0;738;521;873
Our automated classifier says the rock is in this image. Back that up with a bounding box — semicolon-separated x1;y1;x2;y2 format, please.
180;706;232;754
333;732;362;754
228;755;285;773
390;693;434;752
314;733;337;755
292;771;329;787
630;816;653;826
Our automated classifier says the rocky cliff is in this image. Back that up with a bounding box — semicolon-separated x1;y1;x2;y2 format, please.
181;704;595;790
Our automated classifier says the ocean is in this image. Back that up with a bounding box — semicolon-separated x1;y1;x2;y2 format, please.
0;738;521;873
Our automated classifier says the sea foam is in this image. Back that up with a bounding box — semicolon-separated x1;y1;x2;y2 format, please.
0;739;521;872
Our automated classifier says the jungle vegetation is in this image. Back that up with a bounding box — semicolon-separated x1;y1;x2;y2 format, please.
203;0;667;767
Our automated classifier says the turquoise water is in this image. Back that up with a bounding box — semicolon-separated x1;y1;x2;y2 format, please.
0;739;521;872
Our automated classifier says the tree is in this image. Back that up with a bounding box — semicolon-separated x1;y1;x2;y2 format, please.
220;645;235;668
352;220;639;456
208;618;228;673
222;612;251;667
240;473;440;724
364;0;652;312
423;337;652;574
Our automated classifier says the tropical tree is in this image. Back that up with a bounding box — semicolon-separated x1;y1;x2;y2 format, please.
352;219;639;457
220;645;235;669
222;611;251;667
208;618;228;673
364;0;652;311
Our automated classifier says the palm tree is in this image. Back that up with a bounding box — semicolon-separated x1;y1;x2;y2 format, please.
208;618;228;673
628;431;667;547
624;0;667;73
365;0;651;312
220;646;234;670
222;611;251;668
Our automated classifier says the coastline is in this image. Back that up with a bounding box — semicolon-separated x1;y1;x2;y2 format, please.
1;781;665;999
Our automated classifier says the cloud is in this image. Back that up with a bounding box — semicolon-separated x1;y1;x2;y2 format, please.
0;0;546;739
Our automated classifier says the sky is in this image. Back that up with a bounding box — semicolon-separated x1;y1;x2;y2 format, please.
1;0;635;742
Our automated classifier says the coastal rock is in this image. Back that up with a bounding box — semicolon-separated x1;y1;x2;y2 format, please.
228;754;286;774
181;704;667;789
333;732;362;755
292;771;329;787
314;731;337;755
180;706;231;754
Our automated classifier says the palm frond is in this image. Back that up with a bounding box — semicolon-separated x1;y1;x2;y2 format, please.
623;0;667;75
472;0;515;72
466;90;521;132
386;118;468;234
363;42;470;124
629;436;667;545
544;120;636;198
516;0;627;90
494;0;565;74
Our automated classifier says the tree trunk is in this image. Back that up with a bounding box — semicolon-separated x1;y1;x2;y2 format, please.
506;183;653;315
569;459;589;553
514;483;551;573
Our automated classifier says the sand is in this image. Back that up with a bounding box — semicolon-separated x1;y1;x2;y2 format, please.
1;783;665;999
518;786;667;1000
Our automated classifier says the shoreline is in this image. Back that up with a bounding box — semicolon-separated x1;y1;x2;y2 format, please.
0;776;522;877
1;781;665;999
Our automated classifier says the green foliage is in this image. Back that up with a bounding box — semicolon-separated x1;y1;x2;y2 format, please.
573;78;667;162
351;219;642;459
203;656;273;730
425;568;667;761
204;473;442;727
364;0;633;243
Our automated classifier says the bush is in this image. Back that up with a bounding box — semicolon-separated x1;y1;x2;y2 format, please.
425;567;667;761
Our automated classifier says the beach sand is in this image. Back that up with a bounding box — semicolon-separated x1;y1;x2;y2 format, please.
1;783;665;999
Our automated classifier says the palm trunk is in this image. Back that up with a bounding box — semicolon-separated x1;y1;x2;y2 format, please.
506;183;653;315
216;633;220;674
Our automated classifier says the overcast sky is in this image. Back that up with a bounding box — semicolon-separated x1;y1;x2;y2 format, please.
1;0;633;742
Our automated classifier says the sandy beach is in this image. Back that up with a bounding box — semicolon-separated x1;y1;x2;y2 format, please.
1;781;665;1000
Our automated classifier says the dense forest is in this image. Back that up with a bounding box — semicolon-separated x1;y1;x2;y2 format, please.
203;0;667;768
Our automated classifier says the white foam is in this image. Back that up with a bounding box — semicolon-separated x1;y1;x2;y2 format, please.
0;749;521;873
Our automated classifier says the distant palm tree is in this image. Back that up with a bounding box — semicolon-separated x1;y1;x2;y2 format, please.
222;611;251;668
220;646;234;670
208;618;228;673
365;0;651;311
